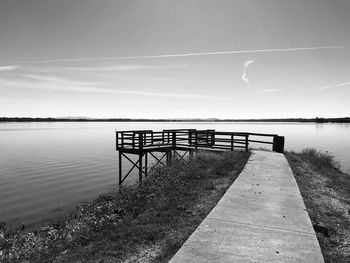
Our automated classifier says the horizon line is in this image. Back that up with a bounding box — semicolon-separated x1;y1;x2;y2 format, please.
1;116;349;121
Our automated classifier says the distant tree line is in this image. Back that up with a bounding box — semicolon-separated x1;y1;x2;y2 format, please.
315;117;350;123
0;117;173;122
1;117;350;123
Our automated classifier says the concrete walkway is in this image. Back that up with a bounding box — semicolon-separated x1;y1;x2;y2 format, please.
169;150;324;263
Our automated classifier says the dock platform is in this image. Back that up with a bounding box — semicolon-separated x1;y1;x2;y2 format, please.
116;129;285;185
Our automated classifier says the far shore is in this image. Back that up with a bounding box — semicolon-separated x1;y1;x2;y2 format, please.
1;117;350;123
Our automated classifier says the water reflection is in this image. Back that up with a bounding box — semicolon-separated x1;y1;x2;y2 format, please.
0;122;349;227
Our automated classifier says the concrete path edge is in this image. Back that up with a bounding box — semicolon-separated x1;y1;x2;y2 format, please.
169;150;324;263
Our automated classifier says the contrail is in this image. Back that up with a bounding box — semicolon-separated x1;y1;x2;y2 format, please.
0;65;19;71
242;60;254;86
319;81;350;90
2;46;342;64
116;46;343;59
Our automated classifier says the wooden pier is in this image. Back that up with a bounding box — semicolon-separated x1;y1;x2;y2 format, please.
116;129;284;186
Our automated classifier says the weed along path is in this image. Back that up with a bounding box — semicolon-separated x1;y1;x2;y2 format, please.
169;150;324;263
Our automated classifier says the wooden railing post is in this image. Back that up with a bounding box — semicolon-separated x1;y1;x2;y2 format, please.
231;134;234;151
210;131;215;146
172;132;176;149
121;133;124;148
138;133;143;151
116;132;119;150
273;135;285;153
245;135;249;152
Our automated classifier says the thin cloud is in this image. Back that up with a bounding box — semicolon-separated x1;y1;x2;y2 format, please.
250;89;280;94
0;75;227;100
242;60;254;86
4;46;342;64
318;81;350;90
0;77;101;93
31;64;187;73
0;65;19;71
118;46;342;59
67;64;188;71
23;74;99;86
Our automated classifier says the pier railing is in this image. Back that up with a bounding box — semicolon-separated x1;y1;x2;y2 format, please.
116;129;284;153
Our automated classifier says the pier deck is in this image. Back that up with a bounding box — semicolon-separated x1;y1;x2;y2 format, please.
169;150;324;263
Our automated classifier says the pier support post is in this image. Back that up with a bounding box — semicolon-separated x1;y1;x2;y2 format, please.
189;150;194;159
139;154;143;183
145;152;148;177
118;151;122;186
166;150;172;166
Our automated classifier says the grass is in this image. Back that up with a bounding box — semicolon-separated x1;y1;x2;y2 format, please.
285;148;350;263
0;150;250;263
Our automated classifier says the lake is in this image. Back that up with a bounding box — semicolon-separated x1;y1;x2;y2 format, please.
0;121;349;228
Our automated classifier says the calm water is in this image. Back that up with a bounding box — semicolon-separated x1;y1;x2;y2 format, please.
0;122;349;227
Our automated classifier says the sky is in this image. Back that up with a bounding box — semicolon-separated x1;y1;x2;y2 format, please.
0;0;349;119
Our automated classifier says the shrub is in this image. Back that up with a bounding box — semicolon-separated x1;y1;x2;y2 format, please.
300;148;340;171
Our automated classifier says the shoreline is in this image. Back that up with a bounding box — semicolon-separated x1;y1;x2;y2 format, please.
1;149;349;262
0;151;250;262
